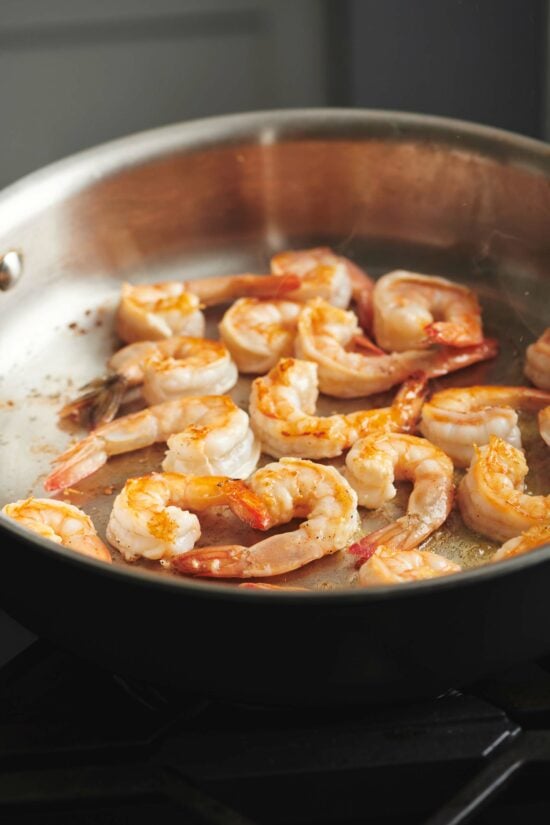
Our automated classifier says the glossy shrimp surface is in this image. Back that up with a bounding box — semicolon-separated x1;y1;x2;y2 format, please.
219;298;302;373
296;298;497;398
107;473;271;562
457;436;550;542
2;498;111;563
61;337;238;428
492;524;550;562
525;329;550;390
347;433;454;556
45;396;260;492
372;270;483;351
357;545;461;586
249;357;426;460
420;385;550;466
174;458;360;578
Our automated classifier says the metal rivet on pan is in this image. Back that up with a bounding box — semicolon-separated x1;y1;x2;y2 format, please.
0;250;23;291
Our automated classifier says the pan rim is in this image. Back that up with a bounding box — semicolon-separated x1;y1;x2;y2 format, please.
0;106;549;602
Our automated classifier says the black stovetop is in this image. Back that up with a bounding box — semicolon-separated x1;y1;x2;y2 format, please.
2;636;550;824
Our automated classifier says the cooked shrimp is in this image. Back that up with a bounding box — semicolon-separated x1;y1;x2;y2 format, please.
296;298;498;398
61;337;238;428
539;406;550;447
420;385;550;466
271;247;374;313
219;298;302;374
249;357;426;460
174;458;360;578
115;274;299;344
2;498;111;563
107;473;270;562
347;433;454;556
372;270;483;351
238;583;310;591
45;396;260;493
492;524;550;562
457;436;550;542
525;328;550;390
357;545;461;586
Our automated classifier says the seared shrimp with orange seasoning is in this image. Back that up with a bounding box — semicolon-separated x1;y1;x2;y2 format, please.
525;328;550;390
296;298;497;398
107;473;270;562
372;270;483;351
420;385;550;466
492;524;550;562
174;458;360;578
116;272;299;343
346;433;454;558
457;436;550;542
61;336;238;428
2;498;111;563
249;357;426;459
357;546;461;586
45;395;260;492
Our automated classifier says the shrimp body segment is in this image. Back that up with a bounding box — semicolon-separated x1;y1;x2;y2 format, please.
249;357;426;460
525;329;550;390
296;298;498;398
116;282;205;344
420;386;550;466
347;433;454;554
457;436;550;543
357;546;461;586
45;396;260;493
493;524;550;562
2;498;111;563
174;458;360;578
107;473;271;562
372;270;483;351
219;298;302;374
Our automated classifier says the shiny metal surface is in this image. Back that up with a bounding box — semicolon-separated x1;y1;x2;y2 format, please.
0;249;23;291
0;109;549;593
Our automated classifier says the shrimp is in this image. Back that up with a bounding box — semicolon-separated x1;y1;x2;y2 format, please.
2;498;111;563
347;433;454;556
238;583;310;591
357;545;461;586
539;406;550;447
492;524;550;562
249;357;427;460
295;298;498;398
107;473;271;562
219;299;302;374
44;396;260;493
525;328;550;390
372;270;483;351
60;337;238;428
115;273;299;344
420;385;550;466
174;458;360;578
457;435;550;542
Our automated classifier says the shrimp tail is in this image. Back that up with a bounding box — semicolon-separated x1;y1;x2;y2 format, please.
221;481;273;530
429;337;499;375
44;436;106;493
348;540;379;566
424;321;483;347
391;371;429;431
59;374;129;428
173;545;251;577
353;334;385;355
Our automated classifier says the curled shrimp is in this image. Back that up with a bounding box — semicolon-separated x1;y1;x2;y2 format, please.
372;270;483;351
525;328;550;390
107;473;271;562
420;385;550;466
45;395;260;493
457;435;550;542
347;433;454;556
60;337;238;428
296;298;498;398
116;273;299;344
492;524;550;562
2;498;111;563
173;458;360;578
219;298;302;374
357;545;461;586
249;357;426;460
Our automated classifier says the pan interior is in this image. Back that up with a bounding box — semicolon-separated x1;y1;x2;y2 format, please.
0;236;547;591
